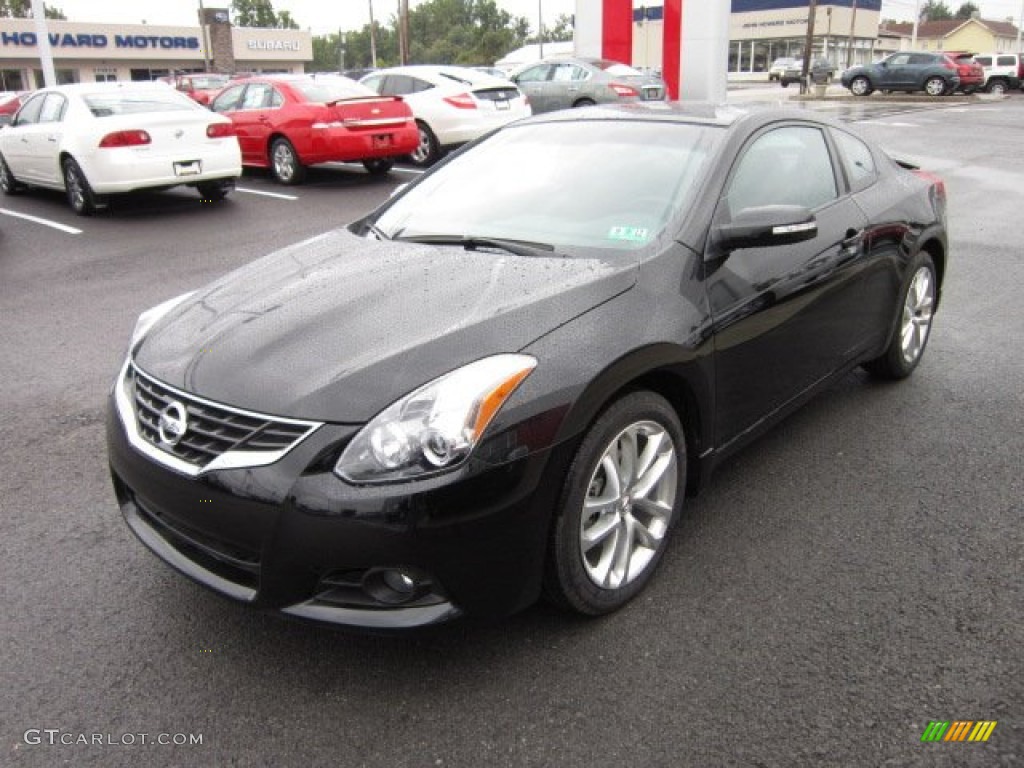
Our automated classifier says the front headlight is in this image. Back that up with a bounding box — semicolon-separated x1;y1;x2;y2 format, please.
335;354;537;484
130;291;196;350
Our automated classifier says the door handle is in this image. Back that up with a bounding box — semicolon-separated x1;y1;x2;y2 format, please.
47;136;58;142
258;116;270;122
840;228;864;257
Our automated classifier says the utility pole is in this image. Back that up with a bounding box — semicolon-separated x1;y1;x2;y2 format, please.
1017;0;1023;53
369;0;378;68
912;0;922;48
846;0;858;68
338;30;345;72
399;0;410;65
800;0;818;94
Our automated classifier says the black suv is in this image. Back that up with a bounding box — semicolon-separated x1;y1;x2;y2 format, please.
841;52;960;96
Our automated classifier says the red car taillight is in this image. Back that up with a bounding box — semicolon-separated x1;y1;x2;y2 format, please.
206;123;236;138
98;130;151;148
609;83;639;98
443;93;477;109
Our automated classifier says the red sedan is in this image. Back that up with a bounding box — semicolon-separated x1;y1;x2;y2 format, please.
209;75;418;184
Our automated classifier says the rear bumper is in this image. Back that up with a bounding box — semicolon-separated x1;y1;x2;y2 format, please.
303;122;419;164
82;141;242;194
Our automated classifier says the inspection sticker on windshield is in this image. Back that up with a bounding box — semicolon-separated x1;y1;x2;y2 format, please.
608;226;650;243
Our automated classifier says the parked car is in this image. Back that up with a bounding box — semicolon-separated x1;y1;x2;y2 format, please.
170;73;231;105
0;81;241;215
360;65;530;167
841;51;960;96
768;57;799;82
341;67;377;81
941;51;984;93
0;90;29;125
209;74;418;184
779;58;837;87
108;103;948;629
471;66;507;79
508;57;666;114
972;52;1024;94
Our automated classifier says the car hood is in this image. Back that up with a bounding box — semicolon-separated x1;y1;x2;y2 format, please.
134;228;636;422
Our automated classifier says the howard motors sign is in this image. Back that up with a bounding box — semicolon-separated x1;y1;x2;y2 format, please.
1;32;201;50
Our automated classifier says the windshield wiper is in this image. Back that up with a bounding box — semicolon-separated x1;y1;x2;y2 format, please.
394;234;555;258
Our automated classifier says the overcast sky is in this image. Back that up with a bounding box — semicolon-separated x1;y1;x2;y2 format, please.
38;0;1024;36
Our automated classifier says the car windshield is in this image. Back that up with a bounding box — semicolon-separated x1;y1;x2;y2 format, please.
82;89;197;116
372;120;720;252
292;78;376;102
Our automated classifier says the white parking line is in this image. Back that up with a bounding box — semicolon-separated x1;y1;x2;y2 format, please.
0;208;82;234
235;187;299;201
325;162;425;175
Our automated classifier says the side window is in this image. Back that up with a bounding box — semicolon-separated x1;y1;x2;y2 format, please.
975;56;992;67
13;92;46;126
361;75;384;93
727;126;838;215
515;64;552;83
268;87;284;108
39;93;67;123
889;54;911;66
832;129;877;189
240;83;271;110
908;54;932;65
997;55;1016;66
408;77;434;93
210;84;245;112
552;63;576;82
382;75;413;95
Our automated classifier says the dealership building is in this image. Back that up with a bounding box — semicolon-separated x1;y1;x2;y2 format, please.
0;16;312;91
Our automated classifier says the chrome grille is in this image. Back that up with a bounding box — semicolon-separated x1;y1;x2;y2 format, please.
128;363;318;471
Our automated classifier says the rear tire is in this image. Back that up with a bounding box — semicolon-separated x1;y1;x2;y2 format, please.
544;391;686;616
0;152;23;195
408;121;440;167
362;158;394;175
987;79;1008;95
269;137;305;185
924;76;947;97
62;157;99;216
863;252;937;380
572;98;596;107
196;179;234;201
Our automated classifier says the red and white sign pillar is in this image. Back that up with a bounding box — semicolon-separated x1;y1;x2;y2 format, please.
574;0;731;102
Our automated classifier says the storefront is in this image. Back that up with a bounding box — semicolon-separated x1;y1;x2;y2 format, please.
0;18;312;91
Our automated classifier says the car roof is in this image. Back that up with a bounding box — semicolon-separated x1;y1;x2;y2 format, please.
367;65;511;84
514;101;840;131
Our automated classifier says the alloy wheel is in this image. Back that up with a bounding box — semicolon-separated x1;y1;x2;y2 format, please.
272;142;296;182
900;266;935;364
579;420;678;590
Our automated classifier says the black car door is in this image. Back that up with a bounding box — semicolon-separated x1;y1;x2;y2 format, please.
706;123;869;446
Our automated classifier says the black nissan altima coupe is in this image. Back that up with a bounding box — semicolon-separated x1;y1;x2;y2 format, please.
107;103;947;629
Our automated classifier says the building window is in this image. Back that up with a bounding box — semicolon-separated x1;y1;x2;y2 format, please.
0;69;26;90
94;68;118;83
32;69;78;86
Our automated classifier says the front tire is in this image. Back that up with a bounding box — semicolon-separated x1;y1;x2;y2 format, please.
269;137;305;185
62;157;99;216
572;98;596;107
850;76;873;96
863;252;937;380
924;76;947;97
544;391;686;616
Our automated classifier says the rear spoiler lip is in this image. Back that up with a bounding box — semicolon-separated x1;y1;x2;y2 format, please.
324;95;404;106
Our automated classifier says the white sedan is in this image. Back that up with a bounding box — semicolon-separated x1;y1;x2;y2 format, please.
0;81;242;215
360;66;531;167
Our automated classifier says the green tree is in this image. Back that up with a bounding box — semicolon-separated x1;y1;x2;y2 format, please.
541;13;574;43
920;1;953;21
0;0;66;18
406;0;530;65
955;2;980;19
231;0;297;29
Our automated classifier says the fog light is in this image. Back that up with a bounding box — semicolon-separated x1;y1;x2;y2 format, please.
362;567;428;605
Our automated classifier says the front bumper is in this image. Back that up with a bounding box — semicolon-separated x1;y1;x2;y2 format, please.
106;378;563;629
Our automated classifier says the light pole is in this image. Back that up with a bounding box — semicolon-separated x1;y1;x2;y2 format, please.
912;0;922;48
369;0;378;68
538;0;544;59
1017;0;1023;53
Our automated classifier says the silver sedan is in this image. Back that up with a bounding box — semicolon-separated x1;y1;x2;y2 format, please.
509;57;665;114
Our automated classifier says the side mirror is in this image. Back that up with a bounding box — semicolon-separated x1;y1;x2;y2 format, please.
715;205;817;251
